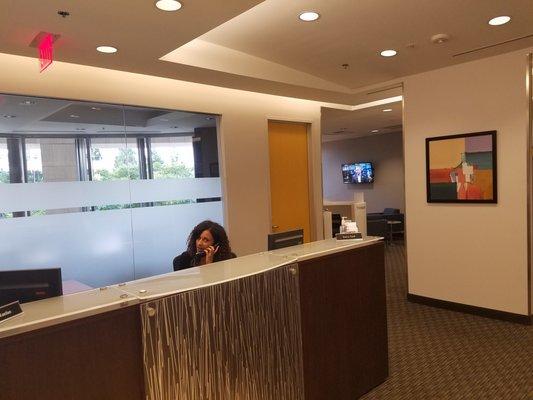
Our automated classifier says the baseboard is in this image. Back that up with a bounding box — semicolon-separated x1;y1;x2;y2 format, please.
407;293;532;325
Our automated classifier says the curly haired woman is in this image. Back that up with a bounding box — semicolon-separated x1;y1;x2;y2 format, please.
173;220;236;271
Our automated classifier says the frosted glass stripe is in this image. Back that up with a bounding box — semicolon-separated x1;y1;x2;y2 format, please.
0;209;135;288
0;178;221;212
129;178;221;204
131;202;224;279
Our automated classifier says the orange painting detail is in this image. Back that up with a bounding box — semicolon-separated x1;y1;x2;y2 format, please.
429;168;452;183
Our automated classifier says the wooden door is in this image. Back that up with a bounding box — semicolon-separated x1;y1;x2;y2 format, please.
268;121;311;242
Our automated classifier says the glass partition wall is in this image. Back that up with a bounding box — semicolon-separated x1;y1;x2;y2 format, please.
0;94;223;290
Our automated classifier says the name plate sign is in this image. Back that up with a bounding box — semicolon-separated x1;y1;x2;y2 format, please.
335;232;363;240
0;301;23;324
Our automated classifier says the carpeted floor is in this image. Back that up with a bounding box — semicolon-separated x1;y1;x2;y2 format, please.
359;242;533;400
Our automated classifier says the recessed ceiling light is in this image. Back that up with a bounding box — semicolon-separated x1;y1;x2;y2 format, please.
70;114;80;118
155;0;182;11
96;46;118;54
380;49;397;57
3;115;16;118
382;109;392;112
371;129;379;133
299;11;320;22
488;16;511;26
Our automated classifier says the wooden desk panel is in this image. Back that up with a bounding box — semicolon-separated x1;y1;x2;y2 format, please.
0;306;144;400
298;242;388;400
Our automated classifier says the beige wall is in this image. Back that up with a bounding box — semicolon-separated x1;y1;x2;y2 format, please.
322;132;405;213
403;48;532;315
0;52;331;256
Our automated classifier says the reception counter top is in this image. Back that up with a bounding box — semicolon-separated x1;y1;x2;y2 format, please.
0;237;380;339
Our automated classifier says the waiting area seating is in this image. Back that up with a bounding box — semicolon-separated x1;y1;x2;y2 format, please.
367;208;404;241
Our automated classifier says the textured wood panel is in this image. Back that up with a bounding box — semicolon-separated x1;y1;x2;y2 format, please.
298;242;388;400
0;306;144;400
141;263;304;400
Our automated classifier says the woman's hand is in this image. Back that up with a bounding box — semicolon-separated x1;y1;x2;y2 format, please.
204;245;219;264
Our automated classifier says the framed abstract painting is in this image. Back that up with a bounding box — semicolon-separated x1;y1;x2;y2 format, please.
425;131;497;203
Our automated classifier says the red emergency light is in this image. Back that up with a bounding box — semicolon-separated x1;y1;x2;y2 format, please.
38;33;54;72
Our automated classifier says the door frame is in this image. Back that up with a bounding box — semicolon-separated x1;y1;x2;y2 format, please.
266;118;320;242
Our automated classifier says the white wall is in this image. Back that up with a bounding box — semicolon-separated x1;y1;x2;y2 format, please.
322;132;405;213
0;52;331;257
403;48;531;315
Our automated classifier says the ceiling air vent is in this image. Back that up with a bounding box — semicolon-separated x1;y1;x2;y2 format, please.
383;124;403;130
453;34;533;58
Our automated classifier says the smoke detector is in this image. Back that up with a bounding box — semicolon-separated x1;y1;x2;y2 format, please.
431;33;450;44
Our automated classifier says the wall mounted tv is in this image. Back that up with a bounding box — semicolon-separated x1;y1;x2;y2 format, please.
342;162;374;184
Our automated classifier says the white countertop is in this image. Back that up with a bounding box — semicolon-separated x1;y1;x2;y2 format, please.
118;252;295;300
0;287;139;339
0;237;381;339
269;236;381;261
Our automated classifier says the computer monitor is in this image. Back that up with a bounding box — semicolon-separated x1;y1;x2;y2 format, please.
0;268;63;306
268;229;304;251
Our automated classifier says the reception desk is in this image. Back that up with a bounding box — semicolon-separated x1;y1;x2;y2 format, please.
0;238;387;400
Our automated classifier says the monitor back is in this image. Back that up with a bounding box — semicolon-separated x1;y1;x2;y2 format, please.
0;268;62;306
268;229;304;251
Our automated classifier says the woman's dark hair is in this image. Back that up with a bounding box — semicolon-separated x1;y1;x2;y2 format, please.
186;220;234;261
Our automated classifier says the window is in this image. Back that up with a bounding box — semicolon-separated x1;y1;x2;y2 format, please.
25;138;78;183
0;93;222;288
0;138;8;183
150;136;194;179
90;138;140;181
24;139;43;183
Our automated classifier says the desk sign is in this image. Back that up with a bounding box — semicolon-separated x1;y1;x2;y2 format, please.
336;232;363;240
0;301;23;324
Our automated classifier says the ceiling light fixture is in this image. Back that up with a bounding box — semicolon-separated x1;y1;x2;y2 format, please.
488;16;511;26
3;115;16;118
299;11;320;22
96;46;118;54
382;109;392;112
380;49;397;57
155;0;182;11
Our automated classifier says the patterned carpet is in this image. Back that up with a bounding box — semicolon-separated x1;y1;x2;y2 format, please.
359;242;533;400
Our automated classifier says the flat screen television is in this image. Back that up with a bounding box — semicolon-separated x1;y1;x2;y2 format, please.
342;162;374;184
0;268;62;306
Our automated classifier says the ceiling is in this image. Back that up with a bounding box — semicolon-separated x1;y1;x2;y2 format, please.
322;98;403;142
0;93;217;135
0;0;532;104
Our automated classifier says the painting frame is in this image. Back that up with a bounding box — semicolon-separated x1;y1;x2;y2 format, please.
425;130;497;203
